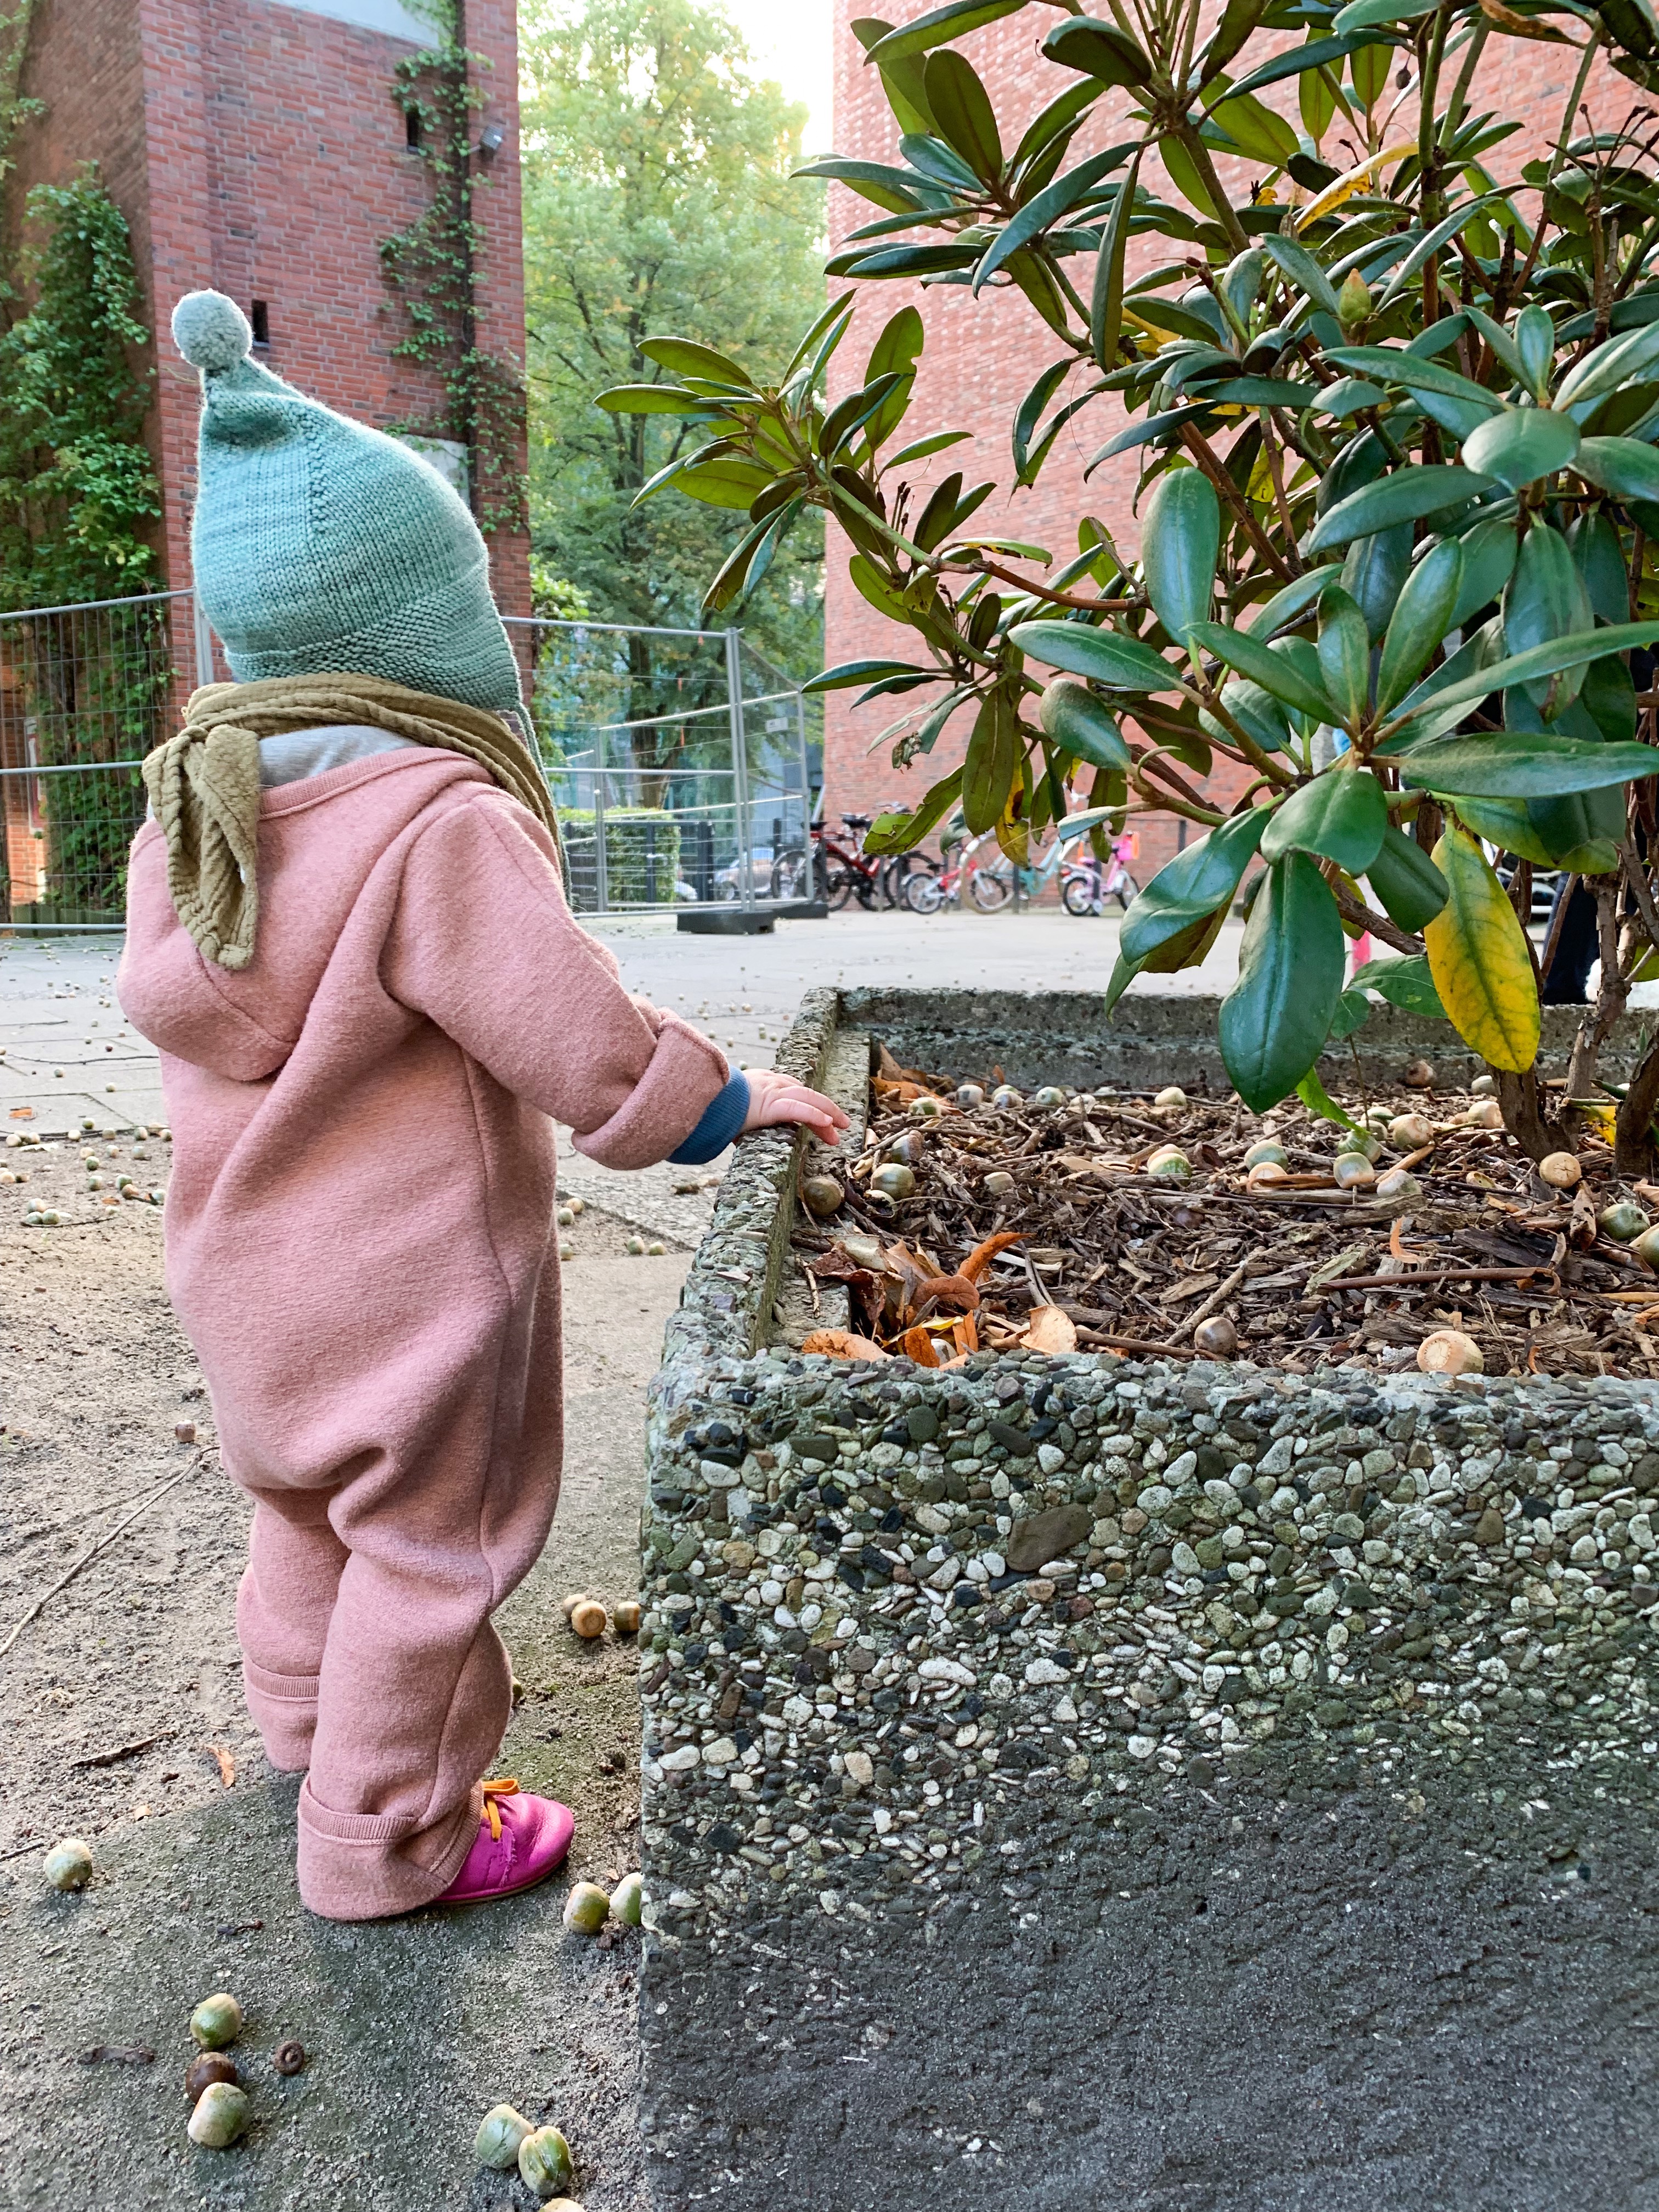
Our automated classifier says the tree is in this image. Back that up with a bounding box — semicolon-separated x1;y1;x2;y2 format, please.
518;0;826;680
602;0;1659;1172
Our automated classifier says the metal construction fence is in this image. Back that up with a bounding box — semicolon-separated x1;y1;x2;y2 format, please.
0;591;817;932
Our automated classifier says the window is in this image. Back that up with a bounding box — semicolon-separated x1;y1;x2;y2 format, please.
405;106;421;150
250;300;269;348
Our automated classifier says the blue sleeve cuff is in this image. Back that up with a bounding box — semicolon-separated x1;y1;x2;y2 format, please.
668;1071;751;1164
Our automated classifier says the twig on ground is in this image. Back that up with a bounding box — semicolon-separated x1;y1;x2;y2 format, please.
0;1460;199;1662
68;1732;174;1772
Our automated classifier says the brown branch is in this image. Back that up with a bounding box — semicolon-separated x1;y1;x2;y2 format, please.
1181;425;1294;583
1330;881;1420;955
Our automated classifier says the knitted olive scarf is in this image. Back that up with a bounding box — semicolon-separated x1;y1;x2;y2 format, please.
141;673;561;970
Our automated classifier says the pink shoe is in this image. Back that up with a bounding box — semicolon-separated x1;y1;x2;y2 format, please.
432;1779;574;1906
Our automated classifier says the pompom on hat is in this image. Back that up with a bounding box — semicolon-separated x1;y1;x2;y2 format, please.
171;288;524;718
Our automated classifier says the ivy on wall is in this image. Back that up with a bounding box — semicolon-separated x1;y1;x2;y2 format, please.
380;0;526;534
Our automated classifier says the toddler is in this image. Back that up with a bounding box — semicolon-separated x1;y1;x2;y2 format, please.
118;294;845;1921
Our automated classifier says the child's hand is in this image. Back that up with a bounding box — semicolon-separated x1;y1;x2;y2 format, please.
740;1067;850;1143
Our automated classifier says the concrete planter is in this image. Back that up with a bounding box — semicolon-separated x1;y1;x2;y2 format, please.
640;988;1659;2212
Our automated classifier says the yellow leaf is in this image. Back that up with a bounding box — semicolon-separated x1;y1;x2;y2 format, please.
1294;140;1419;234
1423;828;1540;1072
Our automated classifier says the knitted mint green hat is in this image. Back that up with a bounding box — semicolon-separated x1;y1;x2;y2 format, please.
172;290;523;717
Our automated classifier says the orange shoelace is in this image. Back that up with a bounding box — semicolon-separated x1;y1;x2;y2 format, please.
480;1776;520;1841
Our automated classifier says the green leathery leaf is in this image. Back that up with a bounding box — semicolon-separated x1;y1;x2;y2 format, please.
1340;525;1413;644
1041;15;1154;87
819;371;911;461
804;657;930;693
1568;511;1629;627
860;308;926;449
1328;988;1372;1042
1090;144;1143;372
975;144;1136;295
1104;904;1229;1016
1038;679;1131;772
1212;90;1302;167
1008;618;1182;694
861;767;966;854
1376;538;1465;714
1306;467;1496;555
1365;822;1449;930
1226;32;1386;104
961;689;1021;835
1504;520;1595;717
1573;436;1659;504
923;49;1003;185
1201;678;1291;754
1452;789;1623;874
1012;358;1075;480
1259;766;1387;872
1187;619;1338;721
1297;1064;1366;1126
1398;730;1659;798
1119;808;1268;967
1140;469;1220;647
864;0;1029;66
1462;407;1582;492
883;430;973;473
1423;828;1539;1073
1220;853;1347;1113
1244;563;1345;637
1554;320;1659;412
1514;304;1556;397
1260;233;1343;319
1349;953;1446;1020
1317;585;1371;726
1449;515;1519;630
638;336;757;387
1379;620;1659;746
594;384;728;416
674;455;777;510
1582;653;1639;743
702;499;800;615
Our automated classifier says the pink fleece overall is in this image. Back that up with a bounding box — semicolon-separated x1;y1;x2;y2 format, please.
119;750;728;1918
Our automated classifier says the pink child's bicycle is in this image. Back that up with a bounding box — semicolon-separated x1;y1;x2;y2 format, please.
1061;831;1139;916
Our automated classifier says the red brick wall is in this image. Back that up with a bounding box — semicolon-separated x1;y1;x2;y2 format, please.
822;1;1629;877
9;0;528;617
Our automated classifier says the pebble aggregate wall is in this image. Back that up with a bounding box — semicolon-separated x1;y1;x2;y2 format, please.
639;986;1659;2208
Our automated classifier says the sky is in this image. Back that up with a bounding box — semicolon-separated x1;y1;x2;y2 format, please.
720;0;835;156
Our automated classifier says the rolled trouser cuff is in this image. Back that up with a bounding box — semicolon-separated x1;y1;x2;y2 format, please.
295;1775;483;1921
241;1655;320;1774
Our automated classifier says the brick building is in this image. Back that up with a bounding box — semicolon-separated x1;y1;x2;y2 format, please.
5;0;531;618
821;1;1623;873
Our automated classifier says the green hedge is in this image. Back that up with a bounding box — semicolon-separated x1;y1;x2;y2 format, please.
559;806;681;909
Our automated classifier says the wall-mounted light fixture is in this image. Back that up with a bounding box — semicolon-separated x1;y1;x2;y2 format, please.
476;123;505;160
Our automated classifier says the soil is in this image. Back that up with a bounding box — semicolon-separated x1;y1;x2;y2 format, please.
0;1130;702;2209
793;1054;1659;1381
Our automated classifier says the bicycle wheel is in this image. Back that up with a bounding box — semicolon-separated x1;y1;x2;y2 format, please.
905;868;945;916
1062;874;1097;917
879;852;924;908
770;847;809;901
1111;869;1138;911
825;861;858;911
970;861;1012;913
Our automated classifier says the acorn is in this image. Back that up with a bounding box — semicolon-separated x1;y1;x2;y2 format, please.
185;2053;239;2101
519;2125;575;2199
562;1882;611;1936
1246;1160;1289;1189
567;1197;585;1216
559;1243;577;1262
625;1235;646;1255
475;2103;534;2170
1243;1141;1286;1168
557;1206;575;1228
1471;1073;1497;1096
561;1591;591;1620
990;1085;1023;1109
1193;1316;1238;1358
1146;1146;1191;1183
909;1094;945;1119
1332;1152;1376;1189
612;1600;641;1635
187;2081;249;2149
1031;1086;1068;1110
1375;1167;1421;1203
43;1837;93;1892
1154;1086;1188;1109
1634;1226;1659;1269
871;1161;915;1200
1599;1200;1650;1244
1461;1098;1504;1130
569;1599;608;1640
1388;1113;1434;1150
1417;1329;1483;1376
1338;1128;1383;1161
1402;1058;1435;1089
800;1177;845;1229
1538;1152;1582;1189
956;1083;984;1109
189;1994;242;2051
886;1130;926;1167
611;1870;644;1927
983;1170;1015;1197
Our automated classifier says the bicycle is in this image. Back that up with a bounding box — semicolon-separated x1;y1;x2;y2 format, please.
771;814;930;910
901;830;1003;914
1062;831;1139;916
